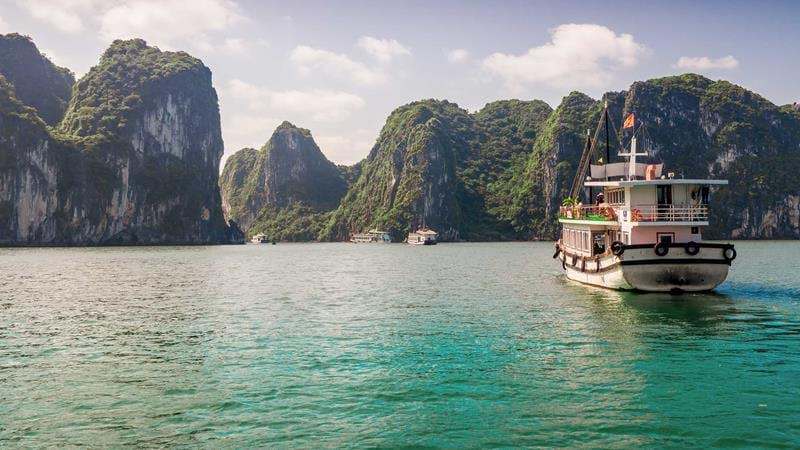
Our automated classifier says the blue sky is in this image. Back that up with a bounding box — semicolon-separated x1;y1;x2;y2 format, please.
1;0;798;165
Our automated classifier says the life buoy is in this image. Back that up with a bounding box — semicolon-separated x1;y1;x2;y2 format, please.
685;241;700;256
723;246;737;262
654;242;669;257
611;241;624;256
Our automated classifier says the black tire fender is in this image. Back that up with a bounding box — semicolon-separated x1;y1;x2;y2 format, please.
611;241;624;256
723;246;737;262
654;242;669;257
685;241;700;256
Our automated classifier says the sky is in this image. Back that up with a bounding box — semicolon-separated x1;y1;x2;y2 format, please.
1;0;798;167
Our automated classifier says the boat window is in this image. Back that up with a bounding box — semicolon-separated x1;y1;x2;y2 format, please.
657;232;674;244
657;185;672;205
606;189;625;205
592;232;606;255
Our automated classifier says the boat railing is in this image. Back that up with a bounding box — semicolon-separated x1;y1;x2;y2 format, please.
558;205;617;222
559;204;709;222
628;204;709;222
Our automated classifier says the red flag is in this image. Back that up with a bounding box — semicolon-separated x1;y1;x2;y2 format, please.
623;113;635;129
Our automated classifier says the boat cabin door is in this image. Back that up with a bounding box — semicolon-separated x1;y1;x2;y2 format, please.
656;185;672;206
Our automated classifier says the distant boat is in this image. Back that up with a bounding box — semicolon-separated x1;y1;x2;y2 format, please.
350;229;392;244
407;228;437;245
250;233;269;244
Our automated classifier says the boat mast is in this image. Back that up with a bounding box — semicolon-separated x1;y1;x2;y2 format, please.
617;119;647;180
568;102;609;200
604;101;610;180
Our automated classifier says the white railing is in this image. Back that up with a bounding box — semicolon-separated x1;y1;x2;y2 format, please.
628;204;708;222
559;204;709;223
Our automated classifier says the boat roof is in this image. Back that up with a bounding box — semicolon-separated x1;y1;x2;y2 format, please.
414;229;437;235
585;179;728;187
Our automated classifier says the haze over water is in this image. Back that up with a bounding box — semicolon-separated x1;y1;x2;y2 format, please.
1;242;799;447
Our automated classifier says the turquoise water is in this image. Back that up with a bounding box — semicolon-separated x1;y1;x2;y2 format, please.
1;242;800;448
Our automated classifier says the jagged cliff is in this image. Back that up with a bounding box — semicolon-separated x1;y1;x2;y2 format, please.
260;75;800;241
620;75;800;238
321;100;476;241
492;74;800;239
0;36;242;245
220;122;347;240
0;34;74;125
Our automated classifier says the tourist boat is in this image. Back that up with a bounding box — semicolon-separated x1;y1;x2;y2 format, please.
555;105;736;292
350;229;392;244
250;233;269;244
407;228;438;245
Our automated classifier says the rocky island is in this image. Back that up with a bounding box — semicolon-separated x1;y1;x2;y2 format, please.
0;34;242;245
2;32;800;245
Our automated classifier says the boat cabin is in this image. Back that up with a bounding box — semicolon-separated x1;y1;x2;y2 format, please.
351;229;392;243
559;135;727;256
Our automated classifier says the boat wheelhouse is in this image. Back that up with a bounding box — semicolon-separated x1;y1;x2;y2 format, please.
555;106;736;292
407;228;438;245
350;229;392;244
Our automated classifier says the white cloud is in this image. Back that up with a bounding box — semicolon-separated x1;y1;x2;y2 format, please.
17;0;246;54
447;49;470;63
675;55;739;71
98;0;245;50
317;130;375;165
225;79;366;122
290;45;387;85
482;23;646;90
220;80;368;164
16;0;100;33
357;36;411;63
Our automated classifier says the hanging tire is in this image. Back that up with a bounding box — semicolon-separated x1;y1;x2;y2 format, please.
723;246;737;262
611;241;624;256
552;248;560;259
685;241;700;256
654;242;669;257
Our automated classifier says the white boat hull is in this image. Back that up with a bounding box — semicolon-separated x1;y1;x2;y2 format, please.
558;243;733;292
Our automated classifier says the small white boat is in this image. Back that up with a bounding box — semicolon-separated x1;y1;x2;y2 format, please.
555;106;735;293
250;233;270;244
350;229;392;244
407;228;438;245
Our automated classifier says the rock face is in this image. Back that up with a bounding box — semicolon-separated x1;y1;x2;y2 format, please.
321;100;475;241
299;75;800;241
220;122;347;240
321;99;553;241
0;37;242;245
0;33;74;125
495;74;800;240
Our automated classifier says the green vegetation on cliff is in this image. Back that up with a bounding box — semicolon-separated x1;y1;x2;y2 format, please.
60;39;214;138
0;33;74;126
2;36;239;245
220;121;347;240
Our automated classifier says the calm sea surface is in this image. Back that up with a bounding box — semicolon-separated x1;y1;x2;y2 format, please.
1;242;800;448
